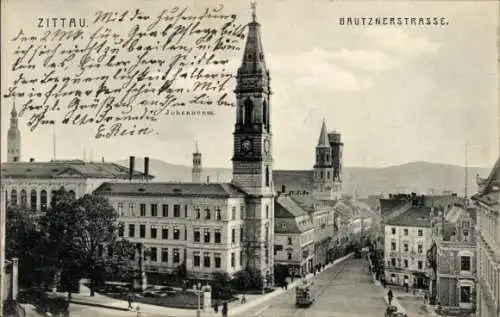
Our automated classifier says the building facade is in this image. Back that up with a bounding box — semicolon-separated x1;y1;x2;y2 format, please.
433;204;477;313
1;157;152;211
472;158;500;317
274;195;315;276
95;182;249;280
384;204;432;289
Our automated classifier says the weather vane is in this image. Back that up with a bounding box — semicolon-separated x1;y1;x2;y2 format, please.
251;1;257;22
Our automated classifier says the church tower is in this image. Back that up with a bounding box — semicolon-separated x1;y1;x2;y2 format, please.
329;130;343;198
313;119;335;200
7;101;21;163
192;141;202;183
232;3;274;287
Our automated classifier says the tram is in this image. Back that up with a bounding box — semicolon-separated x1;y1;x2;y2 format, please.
295;279;314;307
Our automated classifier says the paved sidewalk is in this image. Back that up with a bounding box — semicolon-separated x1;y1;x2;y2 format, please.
367;256;410;316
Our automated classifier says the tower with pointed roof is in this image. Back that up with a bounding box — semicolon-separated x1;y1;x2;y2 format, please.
192;141;202;183
232;2;274;286
313;119;335;200
7;101;21;162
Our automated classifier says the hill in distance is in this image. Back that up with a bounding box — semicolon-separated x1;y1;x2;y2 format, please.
116;158;491;198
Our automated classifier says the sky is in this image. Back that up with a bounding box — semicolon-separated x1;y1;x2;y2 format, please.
1;0;499;169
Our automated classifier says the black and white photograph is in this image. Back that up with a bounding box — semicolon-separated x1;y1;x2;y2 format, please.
0;0;499;317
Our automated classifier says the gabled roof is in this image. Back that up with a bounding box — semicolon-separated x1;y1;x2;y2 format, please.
386;206;431;228
1;160;152;180
94;182;246;198
275;196;309;218
275;217;314;234
472;157;500;205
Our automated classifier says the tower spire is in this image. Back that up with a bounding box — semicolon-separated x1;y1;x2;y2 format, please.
7;97;21;162
251;1;257;22
195;140;199;153
317;119;329;147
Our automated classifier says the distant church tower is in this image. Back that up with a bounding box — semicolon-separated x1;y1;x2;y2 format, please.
192;141;202;183
232;3;275;287
312;120;343;200
7;101;21;162
313;119;335;200
329;130;344;198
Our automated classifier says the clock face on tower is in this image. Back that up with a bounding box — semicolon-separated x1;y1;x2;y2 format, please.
241;139;252;152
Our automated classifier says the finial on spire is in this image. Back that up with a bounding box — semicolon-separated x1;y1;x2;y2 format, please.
195;140;199;153
11;96;17;115
251;1;257;22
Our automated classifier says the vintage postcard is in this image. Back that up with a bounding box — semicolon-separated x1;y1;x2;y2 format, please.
0;1;499;317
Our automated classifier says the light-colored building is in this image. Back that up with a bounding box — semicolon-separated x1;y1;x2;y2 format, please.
274;195;315;276
432;204;476;313
1;157;152;211
472;157;500;317
384;202;433;289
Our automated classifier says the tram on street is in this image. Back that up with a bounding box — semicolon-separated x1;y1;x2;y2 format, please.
295;279;314;307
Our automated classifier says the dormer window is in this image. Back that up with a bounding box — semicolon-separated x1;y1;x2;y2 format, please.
247;54;253;59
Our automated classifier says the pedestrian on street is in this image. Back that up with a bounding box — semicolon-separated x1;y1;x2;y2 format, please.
128;295;133;310
285;282;288;290
136;305;141;317
241;295;246;304
214;302;219;313
388;290;393;305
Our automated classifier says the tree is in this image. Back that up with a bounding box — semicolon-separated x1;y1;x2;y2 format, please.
211;272;233;299
42;188;134;297
5;206;56;288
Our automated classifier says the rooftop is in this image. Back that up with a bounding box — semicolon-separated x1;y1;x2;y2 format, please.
94;182;246;198
273;170;314;194
1;160;152;180
275;196;309;218
386;206;431;228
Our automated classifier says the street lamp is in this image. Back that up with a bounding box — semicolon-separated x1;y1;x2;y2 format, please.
196;282;202;317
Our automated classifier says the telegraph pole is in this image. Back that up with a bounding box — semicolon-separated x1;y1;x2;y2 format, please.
1;186;6;317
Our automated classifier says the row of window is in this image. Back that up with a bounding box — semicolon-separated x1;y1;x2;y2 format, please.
390;242;424;253
390;227;424;236
118;224;264;244
10;189;75;211
117;203;271;220
388;258;426;270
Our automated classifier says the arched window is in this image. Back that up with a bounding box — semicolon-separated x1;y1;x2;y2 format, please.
244;98;253;127
320;171;324;179
10;190;17;206
20;190;27;209
263;100;268;130
265;166;270;187
327;171;331;179
30;189;37;211
239;106;244;125
69;190;76;199
40;190;48;212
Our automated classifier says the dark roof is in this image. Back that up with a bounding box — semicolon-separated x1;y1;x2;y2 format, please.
386;206;431;228
273;170;314;193
94;182;246;198
425;195;463;208
275;196;309;218
1;160;153;180
380;198;409;217
275;217;314;234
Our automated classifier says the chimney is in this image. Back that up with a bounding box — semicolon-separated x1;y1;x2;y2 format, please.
101;157;104;163
207;176;210;183
281;185;286;194
144;157;150;176
29;158;34;162
129;156;135;181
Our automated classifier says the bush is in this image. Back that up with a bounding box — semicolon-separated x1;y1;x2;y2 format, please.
231;268;264;291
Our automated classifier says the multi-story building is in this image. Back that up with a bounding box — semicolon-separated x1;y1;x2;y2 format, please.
472;157;500;317
384;200;432;289
432;203;477;313
97;7;276;285
1;157;152;211
94;182;250;280
274;195;315;276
